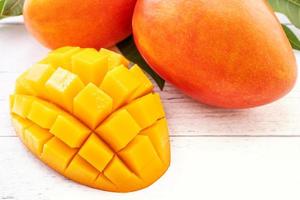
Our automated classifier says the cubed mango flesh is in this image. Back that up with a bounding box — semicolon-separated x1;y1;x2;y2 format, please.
141;118;170;165
11;114;33;141
127;65;154;102
78;134;114;172
104;156;143;191
22;64;56;99
96;109;141;151
41;137;77;173
27;100;60;129
10;47;170;192
15;71;37;95
126;93;165;129
11;95;36;118
118;135;165;184
99;65;140;110
65;155;99;186
24;124;53;156
39;46;81;70
99;48;130;70
50;115;91;148
73;83;113;129
72;48;108;85
45;67;85;112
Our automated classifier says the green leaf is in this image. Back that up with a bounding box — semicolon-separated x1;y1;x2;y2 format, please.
268;0;300;50
0;0;24;19
268;0;300;28
282;24;300;50
117;36;165;90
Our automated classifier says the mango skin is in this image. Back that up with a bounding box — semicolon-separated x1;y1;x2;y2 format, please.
133;0;297;108
23;0;136;49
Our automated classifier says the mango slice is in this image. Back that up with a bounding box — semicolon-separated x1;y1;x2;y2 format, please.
10;47;170;192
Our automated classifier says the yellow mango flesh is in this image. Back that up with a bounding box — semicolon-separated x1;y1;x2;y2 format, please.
99;48;130;70
10;47;170;192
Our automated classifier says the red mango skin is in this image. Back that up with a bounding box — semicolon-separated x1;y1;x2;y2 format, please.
133;0;297;108
24;0;137;49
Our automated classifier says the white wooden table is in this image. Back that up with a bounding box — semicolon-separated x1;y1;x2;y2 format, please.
1;16;300;200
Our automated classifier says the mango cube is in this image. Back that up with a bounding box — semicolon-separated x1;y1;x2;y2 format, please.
45;68;84;112
94;174;117;191
15;71;36;95
99;48;129;70
40;46;81;70
118;135;164;183
72;48;108;85
126;93;165;129
141;119;170;165
118;135;160;174
73;83;113;129
41;137;77;173
50;115;91;148
104;156;143;191
127;65;154;102
79;134;114;172
27;100;60;129
11;114;33;141
100;65;140;110
10;47;170;192
96;109;141;151
22;64;55;98
65;155;99;185
24;124;53;156
12;95;35;118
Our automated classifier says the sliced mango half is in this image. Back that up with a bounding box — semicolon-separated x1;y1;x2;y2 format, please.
10;47;170;192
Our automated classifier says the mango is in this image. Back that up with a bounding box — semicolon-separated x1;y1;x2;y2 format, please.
23;0;137;49
10;47;170;192
133;0;297;108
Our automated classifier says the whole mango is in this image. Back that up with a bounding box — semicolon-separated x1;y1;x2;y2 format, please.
23;0;137;49
133;0;297;108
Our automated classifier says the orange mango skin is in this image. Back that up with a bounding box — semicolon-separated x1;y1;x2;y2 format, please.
133;0;297;108
23;0;137;49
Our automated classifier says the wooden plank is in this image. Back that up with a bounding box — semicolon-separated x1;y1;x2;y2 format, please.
1;137;300;200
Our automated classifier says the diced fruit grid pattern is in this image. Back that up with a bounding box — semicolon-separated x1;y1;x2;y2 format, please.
10;47;170;192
